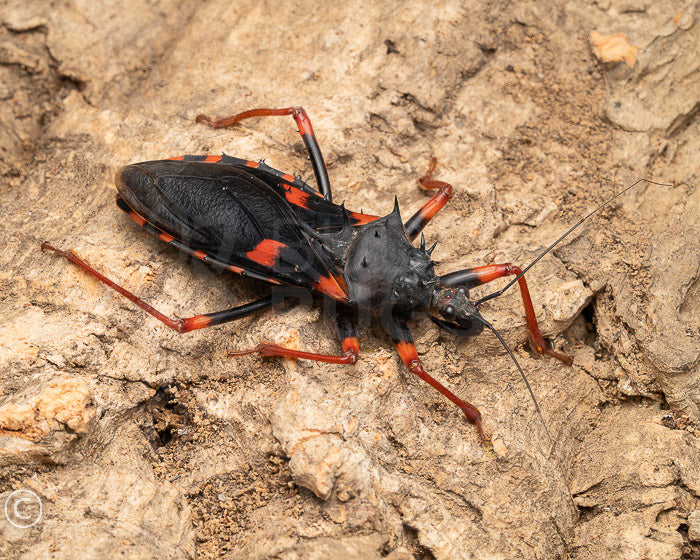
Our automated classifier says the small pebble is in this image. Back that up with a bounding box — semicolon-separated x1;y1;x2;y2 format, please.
492;438;508;457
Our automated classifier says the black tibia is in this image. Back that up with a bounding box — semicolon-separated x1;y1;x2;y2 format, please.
182;296;277;331
195;107;333;202
404;157;453;240
440;268;484;290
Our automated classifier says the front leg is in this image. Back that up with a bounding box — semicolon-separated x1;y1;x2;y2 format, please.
390;316;485;441
441;264;573;365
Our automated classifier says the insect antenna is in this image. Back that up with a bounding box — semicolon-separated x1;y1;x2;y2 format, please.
473;314;554;448
474;178;672;307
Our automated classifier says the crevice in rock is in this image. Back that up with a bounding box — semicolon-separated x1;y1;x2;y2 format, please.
677;523;700;560
143;384;190;449
667;101;699;138
401;523;436;560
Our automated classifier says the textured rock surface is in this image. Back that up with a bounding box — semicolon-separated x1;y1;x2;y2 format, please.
0;375;94;466
0;1;697;559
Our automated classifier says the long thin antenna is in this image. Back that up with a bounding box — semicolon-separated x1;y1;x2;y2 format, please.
474;315;553;448
475;178;672;307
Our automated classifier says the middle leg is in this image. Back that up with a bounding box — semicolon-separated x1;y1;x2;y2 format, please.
390;316;485;441
229;304;359;365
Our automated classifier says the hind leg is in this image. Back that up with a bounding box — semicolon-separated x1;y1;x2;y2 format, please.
41;242;281;332
196;106;333;202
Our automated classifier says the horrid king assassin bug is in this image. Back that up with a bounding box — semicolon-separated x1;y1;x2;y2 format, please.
42;106;665;444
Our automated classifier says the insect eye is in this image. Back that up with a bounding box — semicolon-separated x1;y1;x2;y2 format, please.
444;305;455;318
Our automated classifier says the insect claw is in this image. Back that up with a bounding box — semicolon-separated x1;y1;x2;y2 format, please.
194;114;213;125
41;241;61;254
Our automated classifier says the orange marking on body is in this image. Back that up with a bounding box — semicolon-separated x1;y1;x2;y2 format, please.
246;239;286;267
350;212;379;225
204;155;222;163
312;274;348;302
245;160;260;168
334;274;348;293
281;173;295;183
229;265;244;274
285;187;310;208
395;341;419;365
193;250;208;260
128;211;146;226
168;155;185;161
159;232;174;243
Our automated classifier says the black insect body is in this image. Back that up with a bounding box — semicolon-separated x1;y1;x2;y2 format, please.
44;106;623;442
345;208;436;312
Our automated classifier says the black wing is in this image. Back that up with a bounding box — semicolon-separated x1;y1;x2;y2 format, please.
227;156;381;232
115;160;348;301
168;154;379;231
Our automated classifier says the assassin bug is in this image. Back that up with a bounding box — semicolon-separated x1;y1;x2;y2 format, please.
42;106;664;443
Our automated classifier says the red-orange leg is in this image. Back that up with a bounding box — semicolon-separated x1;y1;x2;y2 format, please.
229;338;359;365
392;318;484;441
41;242;276;333
404;157;454;241
195;106;333;201
441;264;573;364
229;312;359;365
